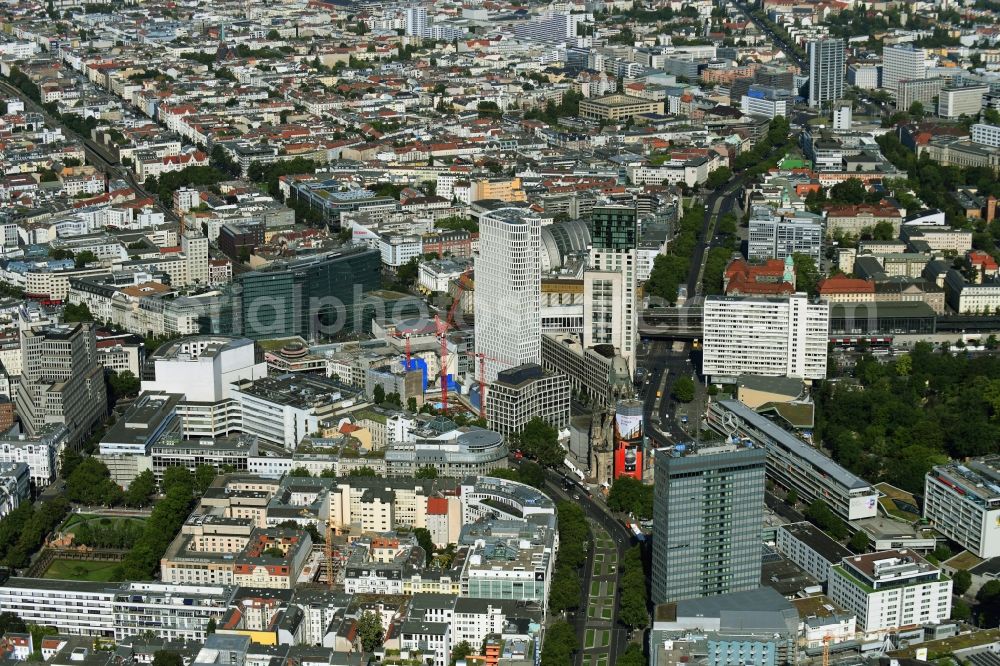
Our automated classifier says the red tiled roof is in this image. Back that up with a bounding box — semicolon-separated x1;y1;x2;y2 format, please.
818;275;875;295
427;497;448;515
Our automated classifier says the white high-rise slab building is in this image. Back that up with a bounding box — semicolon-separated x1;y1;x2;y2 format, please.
702;293;829;381
807;38;844;108
475;208;541;383
405;6;427;37
584;205;638;374
883;44;926;94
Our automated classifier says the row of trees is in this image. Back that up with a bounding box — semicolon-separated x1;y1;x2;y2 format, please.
732;116;793;177
619;545;649;630
490;460;547;490
646;205;705;304
548;501;590;614
118;468;197;579
539;620;577;665
0;497;70;568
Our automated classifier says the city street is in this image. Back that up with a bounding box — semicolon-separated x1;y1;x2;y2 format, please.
638;338;695;448
544;471;633;666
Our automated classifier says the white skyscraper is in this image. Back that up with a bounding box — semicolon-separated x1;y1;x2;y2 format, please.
807;38;845;109
405;6;427;37
475;208;541;383
883;44;926;94
702;292;829;381
584;205;638;374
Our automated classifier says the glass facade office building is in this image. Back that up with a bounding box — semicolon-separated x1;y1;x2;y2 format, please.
235;249;381;340
652;444;766;604
589;205;637;251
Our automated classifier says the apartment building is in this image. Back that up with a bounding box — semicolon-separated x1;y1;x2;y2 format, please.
702;294;829;382
0;424;65;487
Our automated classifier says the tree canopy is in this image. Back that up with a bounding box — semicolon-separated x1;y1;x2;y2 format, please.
356;611;384;652
818;343;1000;494
607;476;653;519
513;418;564;467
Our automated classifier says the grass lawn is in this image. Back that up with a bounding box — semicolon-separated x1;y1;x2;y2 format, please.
43;558;121;581
581;656;593;666
600;607;613;620
587;605;597;618
61;513;145;532
596;655;609;666
606;582;616;596
584;629;596;649
594;553;604;562
590;581;600;596
599;630;611;648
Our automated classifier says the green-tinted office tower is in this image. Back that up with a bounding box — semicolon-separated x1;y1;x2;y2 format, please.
651;443;766;604
236;249;381;340
589;205;637;251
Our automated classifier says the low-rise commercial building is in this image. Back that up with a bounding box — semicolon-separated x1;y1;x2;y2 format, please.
828;550;952;638
775;522;852;583
707;400;879;522
540;332;633;408
579;94;664;120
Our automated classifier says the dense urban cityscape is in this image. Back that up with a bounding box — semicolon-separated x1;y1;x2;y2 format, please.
0;0;999;664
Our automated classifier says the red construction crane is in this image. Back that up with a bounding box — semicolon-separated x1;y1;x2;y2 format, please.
434;314;451;412
434;268;473;413
474;352;509;419
404;332;412;368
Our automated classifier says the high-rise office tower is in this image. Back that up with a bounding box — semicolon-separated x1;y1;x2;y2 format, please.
807;38;845;108
651;442;766;604
585;205;638;374
14;323;108;448
475;208;541;383
883;44;926;94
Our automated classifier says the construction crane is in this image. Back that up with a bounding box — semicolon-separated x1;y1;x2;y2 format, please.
822;634;831;666
434;268;473;413
474;352;509;420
